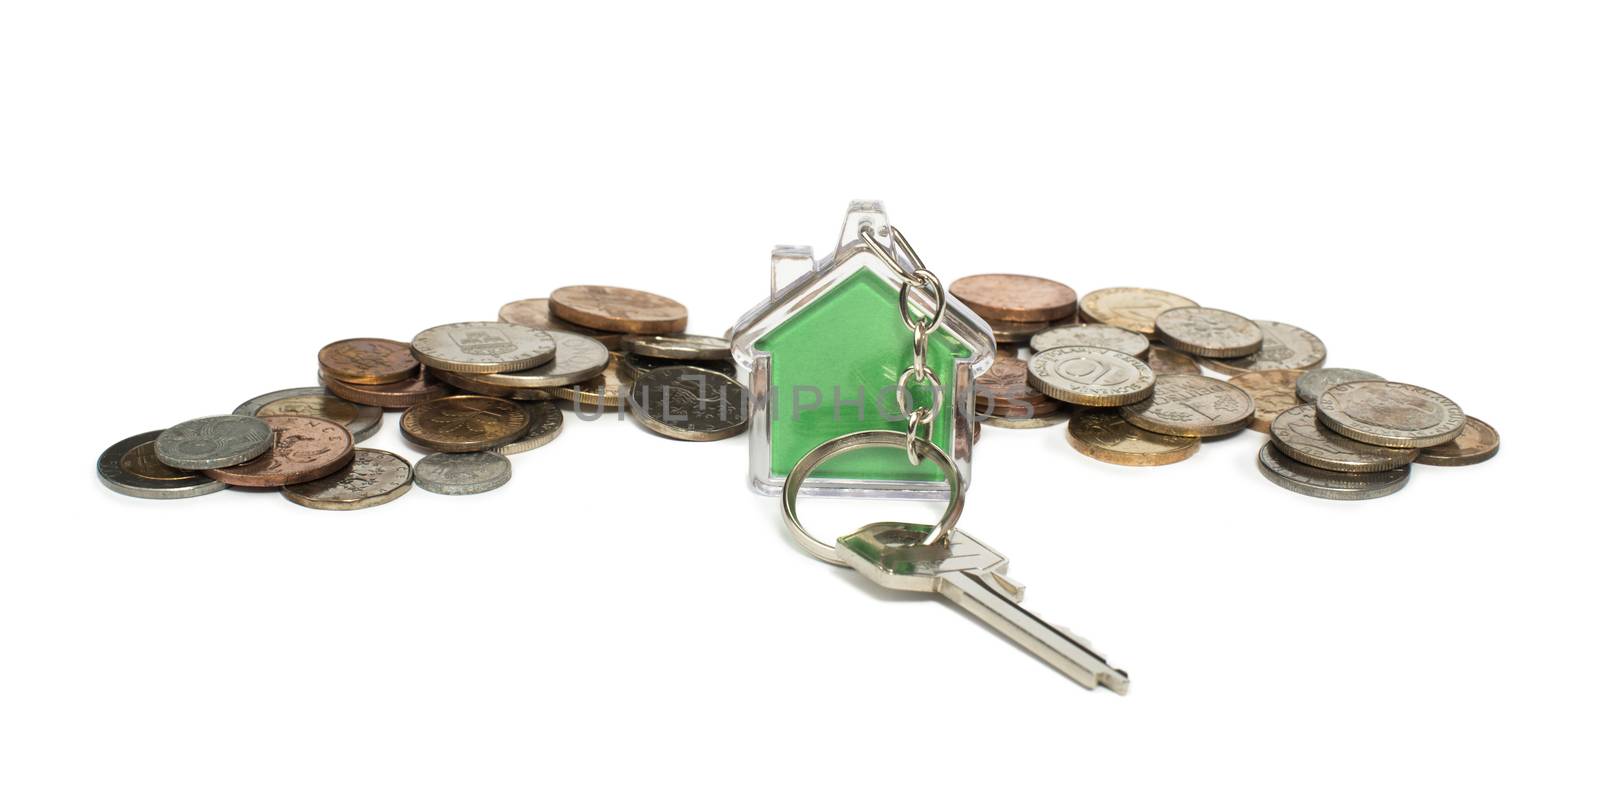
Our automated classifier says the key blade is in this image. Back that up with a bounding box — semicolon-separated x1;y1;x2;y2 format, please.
938;570;1130;695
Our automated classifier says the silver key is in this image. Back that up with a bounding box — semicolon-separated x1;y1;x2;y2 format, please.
836;522;1130;694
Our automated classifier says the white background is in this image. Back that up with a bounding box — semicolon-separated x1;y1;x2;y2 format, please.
3;2;1596;795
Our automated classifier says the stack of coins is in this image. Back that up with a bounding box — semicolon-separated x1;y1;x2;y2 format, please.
950;274;1079;347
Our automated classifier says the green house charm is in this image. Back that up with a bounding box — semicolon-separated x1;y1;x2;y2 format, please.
730;202;996;497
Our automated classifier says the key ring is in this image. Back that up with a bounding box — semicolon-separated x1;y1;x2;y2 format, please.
781;430;965;566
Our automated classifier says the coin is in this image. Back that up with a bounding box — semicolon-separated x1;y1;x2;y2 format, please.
1146;344;1202;375
1066;410;1200;466
321;368;452;408
429;368;555;401
1227;370;1303;433
549;285;688;334
1256;443;1410;501
282;448;413;510
1415;416;1500;467
400;395;532;452
1295;368;1383;405
202;416;356;488
1198;320;1326;376
1268;405;1419;473
1316;381;1466;448
976;354;1058;418
1026;346;1156;407
1119;374;1255;437
410;322;557;375
983;407;1073;429
629;366;750;441
949;274;1077;322
468;330;611;389
988;318;1051;343
234;387;382;443
1154;307;1263;358
493;401;565;455
1030;324;1151;360
1078;287;1198;337
413;451;512;496
550;352;630;409
623;334;732;361
155;415;274;470
618;352;737;382
316;338;419;385
499;297;624;348
98;430;227;499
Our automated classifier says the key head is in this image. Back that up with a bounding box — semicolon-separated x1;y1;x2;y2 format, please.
836;522;1008;593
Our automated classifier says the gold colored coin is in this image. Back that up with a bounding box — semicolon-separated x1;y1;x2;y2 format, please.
1415;416;1499;466
1079;287;1198;337
1227;370;1303;433
1067;410;1200;466
988;318;1050;343
400;395;533;452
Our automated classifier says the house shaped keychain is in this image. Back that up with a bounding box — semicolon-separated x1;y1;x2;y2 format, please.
730;201;995;497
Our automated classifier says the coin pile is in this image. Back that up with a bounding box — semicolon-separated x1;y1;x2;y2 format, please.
99;285;748;508
958;277;1499;500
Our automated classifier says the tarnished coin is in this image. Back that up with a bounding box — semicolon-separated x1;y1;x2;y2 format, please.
983;407;1073;429
1078;287;1198;337
400;395;532;452
499;297;624;348
1154;307;1263;358
629;366;750;441
321;368;453;408
988;318;1051;343
1316;381;1466;449
430;369;554;400
976;354;1059;418
1295;368;1383;405
950;274;1077;323
1119;374;1254;437
202;416;355;488
466;330;611;390
317;338;419;385
1030;324;1151;360
410;322;556;375
549;285;688;334
623;334;732;361
618;352;736;382
1146;344;1202;375
1415;416;1500;467
1227;370;1303;433
1256;443;1410;501
493;401;565;455
550;352;630;410
1027;346;1155;406
155;415;274;470
414;451;513;496
234;387;382;443
1066;410;1199;466
98;431;227;499
1198;321;1326;376
1269;405;1419;473
282;448;413;510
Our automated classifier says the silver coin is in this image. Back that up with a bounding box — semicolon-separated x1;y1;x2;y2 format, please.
98;430;228;499
282;448;413;510
1026;346;1156;406
233;386;382;443
410;322;557;375
155;415;274;470
1317;381;1466;448
1296;368;1384;405
618;352;736;382
1119;373;1255;437
468;330;610;388
1154;307;1263;358
983;407;1073;429
493;401;565;455
1029;324;1151;360
413;451;513;496
429;368;554;400
1269;404;1418;473
1198;320;1327;375
628;366;750;441
623;334;732;361
1256;443;1410;501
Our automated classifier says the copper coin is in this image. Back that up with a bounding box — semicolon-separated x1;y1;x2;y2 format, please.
400;395;533;452
202;416;355;488
499;297;624;349
1079;287;1198;337
317;338;420;385
321;367;452;408
1146;344;1202;375
1067;409;1200;466
1415;416;1500;466
1228;370;1303;433
976;354;1057;417
549;285;688;334
949;274;1077;323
